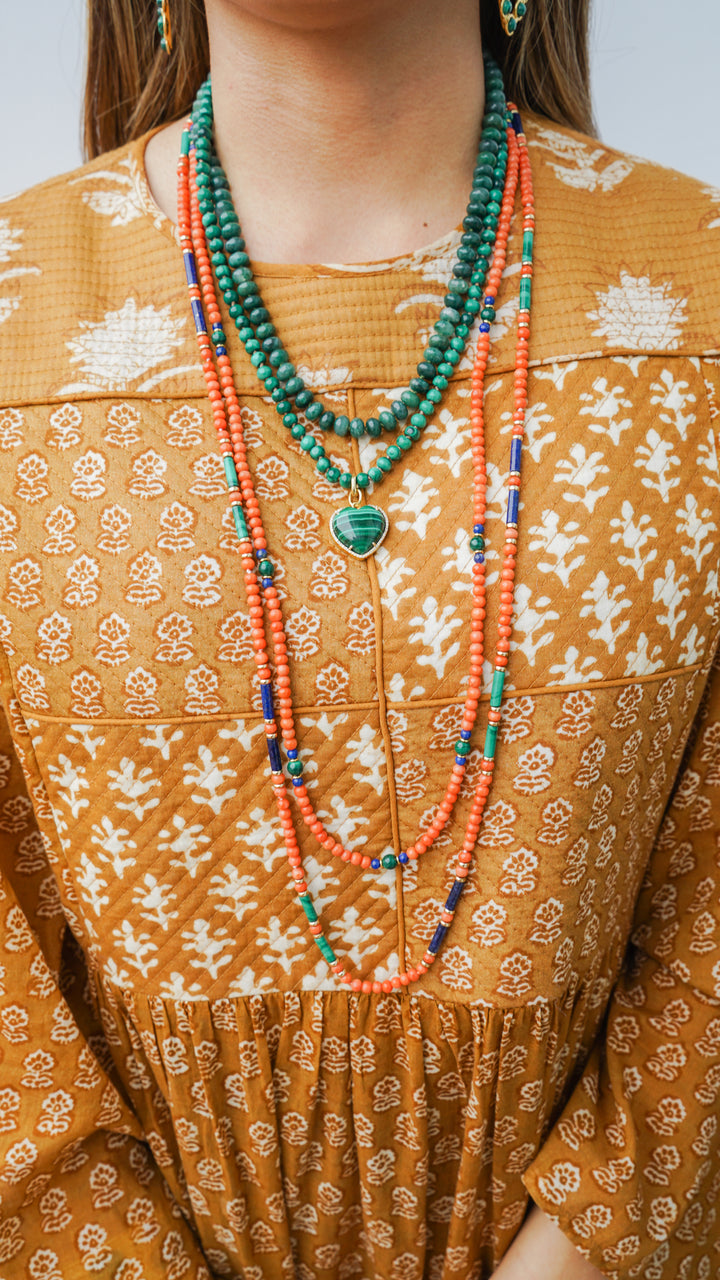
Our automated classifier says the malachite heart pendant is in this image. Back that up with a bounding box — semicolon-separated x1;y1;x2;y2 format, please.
330;504;389;560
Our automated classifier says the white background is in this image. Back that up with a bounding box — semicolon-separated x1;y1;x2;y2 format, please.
2;0;720;197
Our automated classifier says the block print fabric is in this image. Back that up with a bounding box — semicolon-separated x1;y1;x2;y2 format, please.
0;117;719;1279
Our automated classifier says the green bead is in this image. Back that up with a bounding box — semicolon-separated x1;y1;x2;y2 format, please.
400;389;420;410
277;361;295;381
455;740;471;756
334;415;350;437
290;423;306;440
299;894;318;923
349;418;365;439
305;402;323;421
355;473;370;489
300;436;314;452
396;435;412;451
470;535;485;551
426;388;442;404
258;559;274;577
326;466;341;483
316;456;330;474
287;759;304;777
318;411;336;431
309;444;325;461
386;445;401;462
339;472;352;490
368;466;383;483
377;456;393;473
366;418;382;438
381;854;398;871
379;410;396;432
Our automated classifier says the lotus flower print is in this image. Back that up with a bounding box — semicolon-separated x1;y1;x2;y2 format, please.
46;403;83;451
104;402;142;447
62;298;187;393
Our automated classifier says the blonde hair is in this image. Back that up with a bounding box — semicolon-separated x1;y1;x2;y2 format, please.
84;0;594;159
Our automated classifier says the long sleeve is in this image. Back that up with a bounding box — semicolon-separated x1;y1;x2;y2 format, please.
521;641;720;1279
0;665;212;1277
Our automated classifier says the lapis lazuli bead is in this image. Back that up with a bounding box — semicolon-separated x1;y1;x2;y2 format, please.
510;438;522;472
292;778;304;788
473;523;485;535
479;322;491;333
446;879;464;912
474;552;485;564
398;852;409;865
507;489;520;524
371;859;381;870
460;730;471;741
267;737;282;772
286;748;298;761
183;250;198;286
191;298;206;334
261;577;273;587
428;923;449;955
260;684;274;719
455;755;468;766
215;345;227;357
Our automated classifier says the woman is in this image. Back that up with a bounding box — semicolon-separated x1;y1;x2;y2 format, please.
0;0;718;1276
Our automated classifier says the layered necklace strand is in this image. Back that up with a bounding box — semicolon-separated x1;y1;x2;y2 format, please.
176;101;535;993
189;55;511;558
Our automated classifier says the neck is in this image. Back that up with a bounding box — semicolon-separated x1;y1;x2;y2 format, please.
148;0;485;264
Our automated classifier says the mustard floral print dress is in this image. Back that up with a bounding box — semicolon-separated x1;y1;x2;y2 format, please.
0;118;719;1280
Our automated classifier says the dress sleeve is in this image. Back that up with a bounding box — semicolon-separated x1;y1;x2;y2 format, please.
521;640;720;1280
0;679;211;1276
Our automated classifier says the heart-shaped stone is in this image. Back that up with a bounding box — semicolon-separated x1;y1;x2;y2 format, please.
330;505;389;560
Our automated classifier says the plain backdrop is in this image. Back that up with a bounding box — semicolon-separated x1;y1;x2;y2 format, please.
2;0;720;198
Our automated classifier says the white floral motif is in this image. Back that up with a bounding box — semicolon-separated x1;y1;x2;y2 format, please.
15;454;50;504
61;298;187;394
36;613;72;665
188;454;224;499
159;814;212;879
609;502;658;581
72;156;148;225
42;506;77;556
579;571;632;654
165;404;204;447
157;502;196;552
408;597;462;679
104;403;142;447
97;505;132;555
528;511;589;587
183;745;237;815
129;450;168;498
182;556;222;608
533;127;633;192
94;613;131;666
123;667;161;717
70;451;106;501
588;272;687;351
0;407;24;449
184;664;223;714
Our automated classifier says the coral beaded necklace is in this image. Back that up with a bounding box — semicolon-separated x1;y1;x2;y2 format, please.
176;74;535;992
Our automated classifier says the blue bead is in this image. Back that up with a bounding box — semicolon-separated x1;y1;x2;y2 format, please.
473;523;485;534
460;730;471;741
371;859;381;870
215;345;227;357
398;851;409;865
292;778;304;788
474;552;485;564
260;684;274;719
510;438;522;472
484;295;495;304
507;489;520;524
455;756;467;766
286;749;298;760
255;548;264;558
428;923;449;955
183;250;198;286
261;577;273;588
446;879;464;912
267;737;282;772
479;322;490;333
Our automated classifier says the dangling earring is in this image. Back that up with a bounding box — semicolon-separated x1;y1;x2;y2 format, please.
498;0;527;36
156;0;173;54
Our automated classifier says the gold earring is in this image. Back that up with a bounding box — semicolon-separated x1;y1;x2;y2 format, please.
156;0;173;54
498;0;528;36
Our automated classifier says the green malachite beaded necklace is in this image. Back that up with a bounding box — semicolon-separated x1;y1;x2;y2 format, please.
190;53;510;558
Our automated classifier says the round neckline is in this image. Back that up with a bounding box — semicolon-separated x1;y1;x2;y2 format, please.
136;126;465;280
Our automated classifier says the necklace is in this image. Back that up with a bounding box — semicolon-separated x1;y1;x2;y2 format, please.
189;54;510;557
176;97;535;991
